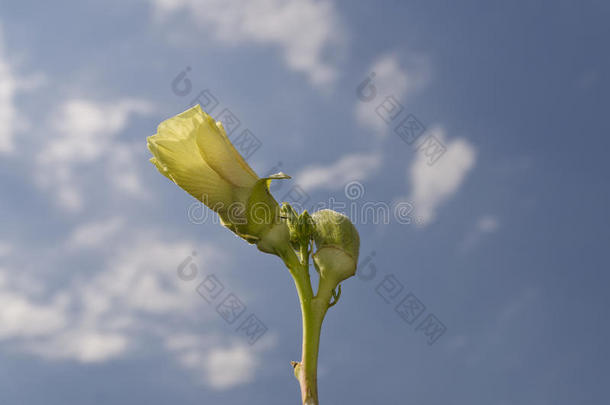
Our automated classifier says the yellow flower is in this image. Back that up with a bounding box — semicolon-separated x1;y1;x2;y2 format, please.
147;105;290;256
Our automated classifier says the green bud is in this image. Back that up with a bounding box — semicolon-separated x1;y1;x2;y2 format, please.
311;209;360;287
281;202;298;225
296;210;314;244
281;202;299;247
281;204;315;249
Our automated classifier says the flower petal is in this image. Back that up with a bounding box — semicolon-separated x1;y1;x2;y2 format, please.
157;105;258;188
147;130;234;211
188;107;258;188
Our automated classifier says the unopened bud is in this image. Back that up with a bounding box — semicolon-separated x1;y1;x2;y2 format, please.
296;211;314;242
311;209;360;287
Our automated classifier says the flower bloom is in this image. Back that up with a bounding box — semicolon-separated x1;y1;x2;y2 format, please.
147;105;290;256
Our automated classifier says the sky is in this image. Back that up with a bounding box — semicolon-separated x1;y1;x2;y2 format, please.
0;0;609;404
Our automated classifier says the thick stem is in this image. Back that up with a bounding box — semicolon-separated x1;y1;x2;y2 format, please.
293;245;335;405
279;242;334;405
297;293;323;404
295;244;318;404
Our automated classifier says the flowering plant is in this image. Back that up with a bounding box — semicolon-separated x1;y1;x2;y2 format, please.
148;105;360;404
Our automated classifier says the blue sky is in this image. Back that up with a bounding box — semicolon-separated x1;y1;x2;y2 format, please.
0;1;609;404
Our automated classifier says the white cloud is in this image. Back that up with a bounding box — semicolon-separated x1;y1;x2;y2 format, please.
407;127;476;225
0;225;273;388
28;329;129;363
108;143;149;196
295;152;382;191
476;215;499;233
0;230;203;363
67;217;125;249
0;25;21;153
0;23;45;154
149;0;345;85
0;290;67;339
164;333;260;390
356;53;430;135
205;345;257;389
44;98;152;163
36;98;154;212
80;234;204;316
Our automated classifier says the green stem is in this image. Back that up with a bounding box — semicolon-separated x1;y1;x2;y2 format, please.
298;295;323;404
279;243;333;405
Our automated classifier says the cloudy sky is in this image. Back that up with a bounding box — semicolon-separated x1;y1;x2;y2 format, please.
1;1;609;404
